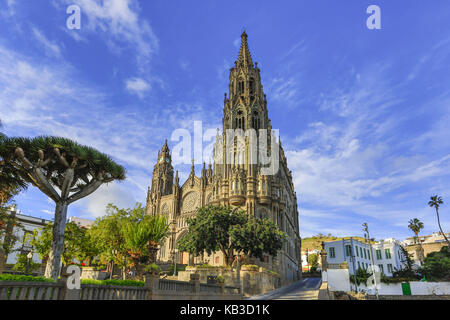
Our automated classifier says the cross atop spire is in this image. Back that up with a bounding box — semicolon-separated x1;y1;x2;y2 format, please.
237;30;253;67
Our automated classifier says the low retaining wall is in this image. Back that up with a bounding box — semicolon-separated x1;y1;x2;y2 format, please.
0;273;241;300
177;267;281;297
356;281;450;296
81;267;109;281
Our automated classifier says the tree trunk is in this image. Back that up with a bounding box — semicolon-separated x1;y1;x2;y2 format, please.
0;248;5;274
436;208;450;251
44;202;68;279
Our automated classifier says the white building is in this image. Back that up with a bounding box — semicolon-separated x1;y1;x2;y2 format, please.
371;238;404;276
3;206;52;265
401;232;450;246
301;249;321;271
324;237;404;277
68;216;94;229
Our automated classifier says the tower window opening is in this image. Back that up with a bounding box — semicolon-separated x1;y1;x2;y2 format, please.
249;79;255;95
238;80;245;94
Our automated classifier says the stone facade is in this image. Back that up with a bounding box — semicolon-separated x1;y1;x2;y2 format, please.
146;32;301;285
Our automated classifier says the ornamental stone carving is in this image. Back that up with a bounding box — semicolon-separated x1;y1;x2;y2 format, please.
182;192;199;213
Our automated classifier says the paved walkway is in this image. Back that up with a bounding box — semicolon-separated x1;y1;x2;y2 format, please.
247;278;322;300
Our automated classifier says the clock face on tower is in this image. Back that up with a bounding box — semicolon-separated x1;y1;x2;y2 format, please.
165;157;170;163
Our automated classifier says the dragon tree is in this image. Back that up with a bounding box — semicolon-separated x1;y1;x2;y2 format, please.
0;136;126;279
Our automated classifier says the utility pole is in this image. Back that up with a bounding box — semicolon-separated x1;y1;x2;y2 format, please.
363;223;379;300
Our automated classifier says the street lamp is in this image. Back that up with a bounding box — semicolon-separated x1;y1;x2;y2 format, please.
174;249;178;277
26;251;33;275
362;222;379;300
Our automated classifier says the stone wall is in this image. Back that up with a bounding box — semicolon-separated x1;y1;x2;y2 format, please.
80;267;109;280
177;266;281;297
405;242;447;260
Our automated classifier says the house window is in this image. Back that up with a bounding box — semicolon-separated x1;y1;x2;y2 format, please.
378;264;384;274
356;246;359;257
387;264;393;273
329;247;336;258
215;256;220;264
357;262;361;269
345;245;352;257
385;249;391;259
363;249;367;259
264;256;269;263
376;250;382;260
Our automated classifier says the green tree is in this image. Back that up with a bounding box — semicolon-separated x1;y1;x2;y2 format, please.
30;221;95;267
177;205;286;267
0;206;23;273
88;204;130;279
0;136;126;279
230;217;286;262
428;195;450;250
0;120;27;204
392;246;419;280
88;203;169;279
419;246;450;281
408;218;424;245
12;253;40;275
122;212;170;272
307;253;319;271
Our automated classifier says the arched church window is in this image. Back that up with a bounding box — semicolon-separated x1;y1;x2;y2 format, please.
238;79;245;94
249;78;255;95
252;111;260;131
236;110;244;129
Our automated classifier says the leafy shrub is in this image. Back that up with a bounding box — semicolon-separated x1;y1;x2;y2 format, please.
166;264;186;275
217;275;225;283
81;279;144;287
0;274;55;283
419;246;450;281
12;254;41;274
144;263;161;274
241;264;259;271
349;268;371;285
380;273;420;284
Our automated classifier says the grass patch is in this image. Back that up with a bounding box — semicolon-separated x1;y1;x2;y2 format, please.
81;279;145;287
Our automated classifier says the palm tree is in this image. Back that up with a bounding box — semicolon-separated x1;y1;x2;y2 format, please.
408;218;424;245
0;136;126;279
428;195;450;250
122;214;170;276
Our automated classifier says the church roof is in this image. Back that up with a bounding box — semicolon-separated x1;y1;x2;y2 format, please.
237;30;253;67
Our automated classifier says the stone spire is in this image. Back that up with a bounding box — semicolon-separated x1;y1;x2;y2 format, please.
237;30;253;67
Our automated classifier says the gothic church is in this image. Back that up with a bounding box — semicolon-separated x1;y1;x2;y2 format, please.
146;32;301;284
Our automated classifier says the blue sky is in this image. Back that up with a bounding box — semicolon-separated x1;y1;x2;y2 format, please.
0;0;449;241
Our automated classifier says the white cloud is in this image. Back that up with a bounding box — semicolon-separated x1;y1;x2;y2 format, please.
41;209;54;215
125;77;150;97
32;28;62;58
282;62;450;239
61;0;159;70
74;182;137;218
